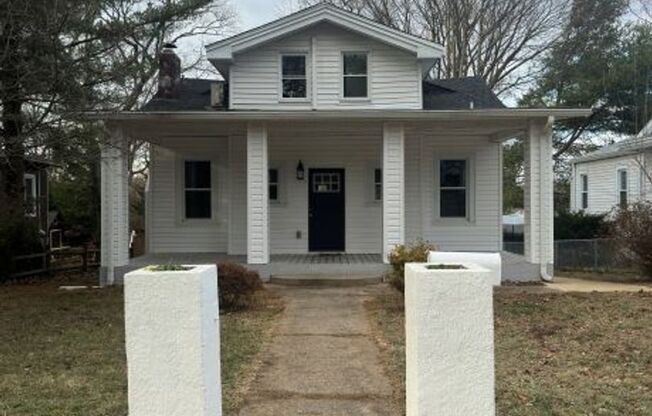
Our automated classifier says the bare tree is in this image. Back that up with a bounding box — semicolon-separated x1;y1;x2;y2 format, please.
302;0;568;94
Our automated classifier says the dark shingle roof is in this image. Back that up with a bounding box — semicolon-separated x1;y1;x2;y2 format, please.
140;76;503;111
141;78;217;111
423;77;504;110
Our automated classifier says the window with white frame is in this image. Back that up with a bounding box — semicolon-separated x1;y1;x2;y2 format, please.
24;173;37;217
374;168;382;201
580;174;588;210
439;160;467;218
269;168;279;201
343;52;368;98
618;169;628;208
184;161;212;219
281;55;307;99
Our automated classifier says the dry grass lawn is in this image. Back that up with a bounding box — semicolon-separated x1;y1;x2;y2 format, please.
366;286;652;416
0;276;283;416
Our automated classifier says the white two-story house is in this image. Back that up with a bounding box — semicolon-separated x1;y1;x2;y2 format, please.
91;3;590;284
570;118;652;214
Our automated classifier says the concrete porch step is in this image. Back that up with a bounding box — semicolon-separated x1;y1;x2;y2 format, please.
269;273;383;287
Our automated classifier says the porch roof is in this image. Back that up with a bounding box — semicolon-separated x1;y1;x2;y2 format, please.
86;108;591;123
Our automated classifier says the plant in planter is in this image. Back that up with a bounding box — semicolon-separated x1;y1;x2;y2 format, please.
145;264;193;272
425;264;466;270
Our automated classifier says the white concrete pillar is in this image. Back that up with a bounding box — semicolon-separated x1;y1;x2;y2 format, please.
124;265;222;416
100;125;129;286
405;262;495;416
523;118;554;277
247;122;269;264
382;122;405;261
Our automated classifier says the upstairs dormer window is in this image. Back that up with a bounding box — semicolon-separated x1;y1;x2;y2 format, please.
343;52;368;98
281;54;307;99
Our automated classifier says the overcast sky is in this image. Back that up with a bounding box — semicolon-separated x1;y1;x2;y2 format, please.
237;0;297;31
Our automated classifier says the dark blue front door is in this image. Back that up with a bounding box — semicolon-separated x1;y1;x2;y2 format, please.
309;169;345;252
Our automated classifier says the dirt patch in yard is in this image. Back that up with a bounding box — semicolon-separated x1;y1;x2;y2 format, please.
365;285;652;415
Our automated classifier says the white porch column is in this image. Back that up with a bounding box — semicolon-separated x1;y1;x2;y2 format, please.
246;122;269;264
382;122;405;261
524;118;554;278
100;125;130;286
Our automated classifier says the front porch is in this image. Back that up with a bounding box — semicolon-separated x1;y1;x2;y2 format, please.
115;251;538;284
96;110;589;285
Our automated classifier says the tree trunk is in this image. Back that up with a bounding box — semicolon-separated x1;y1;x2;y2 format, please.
1;100;26;220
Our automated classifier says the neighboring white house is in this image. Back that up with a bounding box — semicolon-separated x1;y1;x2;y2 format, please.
90;3;590;284
570;119;652;214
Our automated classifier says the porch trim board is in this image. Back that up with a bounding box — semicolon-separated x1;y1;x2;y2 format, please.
100;126;130;286
382;122;405;261
524;117;554;277
247;122;270;264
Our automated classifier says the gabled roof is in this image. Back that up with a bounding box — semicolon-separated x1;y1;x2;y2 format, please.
423;77;504;110
572;134;652;164
572;119;652;164
207;3;443;74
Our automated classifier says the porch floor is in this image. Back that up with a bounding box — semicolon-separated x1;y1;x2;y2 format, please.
121;251;540;283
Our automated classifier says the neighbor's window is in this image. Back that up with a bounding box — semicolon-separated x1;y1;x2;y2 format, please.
440;160;467;218
580;174;588;210
269;168;279;201
281;55;307;99
374;168;382;201
618;169;628;208
184;161;212;219
24;173;37;217
343;52;368;98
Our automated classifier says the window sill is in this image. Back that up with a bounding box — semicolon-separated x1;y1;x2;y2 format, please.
432;217;476;227
279;98;311;104
178;217;223;227
340;98;371;103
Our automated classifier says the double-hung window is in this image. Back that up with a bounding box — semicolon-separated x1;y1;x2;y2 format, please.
580;174;588;210
439;160;468;218
269;169;279;202
281;55;307;99
617;169;628;208
184;161;212;219
343;52;368;98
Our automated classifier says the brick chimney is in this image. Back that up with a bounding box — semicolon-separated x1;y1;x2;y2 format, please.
157;43;181;99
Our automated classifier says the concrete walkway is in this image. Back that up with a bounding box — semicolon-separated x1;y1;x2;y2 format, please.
546;277;652;292
238;285;395;416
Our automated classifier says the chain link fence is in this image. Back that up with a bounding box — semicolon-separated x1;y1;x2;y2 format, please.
503;239;636;273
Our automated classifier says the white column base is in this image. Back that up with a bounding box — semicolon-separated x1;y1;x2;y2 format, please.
405;262;495;416
124;265;222;416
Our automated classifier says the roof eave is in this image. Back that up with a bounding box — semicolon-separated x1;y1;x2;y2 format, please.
83;108;593;122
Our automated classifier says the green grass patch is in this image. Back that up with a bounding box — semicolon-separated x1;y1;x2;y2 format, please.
366;286;652;415
0;280;283;416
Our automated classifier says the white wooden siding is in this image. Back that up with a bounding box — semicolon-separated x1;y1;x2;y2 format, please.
147;138;230;253
230;22;421;110
404;132;502;251
146;124;501;255
571;154;649;214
